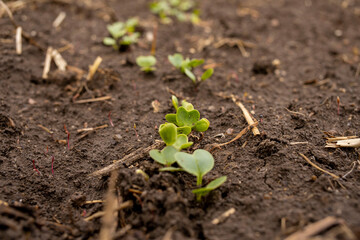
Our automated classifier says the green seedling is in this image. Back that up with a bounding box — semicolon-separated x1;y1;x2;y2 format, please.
192;176;227;201
103;17;140;50
175;149;214;186
168;53;214;85
165;96;210;133
136;56;157;72
150;123;193;166
150;0;199;24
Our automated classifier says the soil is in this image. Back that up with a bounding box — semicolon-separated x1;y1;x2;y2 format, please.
1;0;360;239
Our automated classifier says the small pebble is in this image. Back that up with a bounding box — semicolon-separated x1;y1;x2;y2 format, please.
226;128;234;135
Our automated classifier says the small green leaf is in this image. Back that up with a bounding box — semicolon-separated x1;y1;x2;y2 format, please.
201;68;214;81
173;134;193;150
159;123;177;145
188;59;204;68
192;176;227;195
176;107;200;127
191;11;200;24
193;149;214;180
149;149;166;165
121;32;140;45
175;152;198;176
141;66;156;72
103;37;117;46
168;53;183;68
162;146;178;165
172;95;179;110
136;56;157;68
177;126;192;135
180;142;193;149
150;146;178;166
184;68;196;83
165;114;177;124
181;100;194;111
125;17;138;32
206;176;227;189
194;118;210;132
107;22;126;39
175;149;215;186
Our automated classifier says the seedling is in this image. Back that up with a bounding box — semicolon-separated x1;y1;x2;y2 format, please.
168;53;214;85
165;96;210;133
192;176;227;201
103;17;140;50
150;0;200;24
148;96;226;201
150;123;193;166
136;55;157;72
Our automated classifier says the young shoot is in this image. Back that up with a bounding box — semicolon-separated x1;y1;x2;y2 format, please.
165;96;210;134
103;17;140;50
136;55;157;73
150;123;193;167
150;0;200;24
168;53;214;85
192;176;227;201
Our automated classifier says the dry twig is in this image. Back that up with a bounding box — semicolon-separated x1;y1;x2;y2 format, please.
217;92;260;135
299;153;340;179
90;141;164;177
84;200;133;222
77;124;108;133
285;216;355;240
211;208;236;225
74;96;112;104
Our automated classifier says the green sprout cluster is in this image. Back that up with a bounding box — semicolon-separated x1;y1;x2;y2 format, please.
136;56;157;73
168;53;214;85
103;17;140;50
150;0;200;24
150;96;226;201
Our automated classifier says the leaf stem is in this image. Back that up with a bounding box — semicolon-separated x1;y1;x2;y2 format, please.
197;176;202;186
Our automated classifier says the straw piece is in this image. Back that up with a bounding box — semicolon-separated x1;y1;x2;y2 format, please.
53;11;66;28
42;47;53;79
15;26;22;54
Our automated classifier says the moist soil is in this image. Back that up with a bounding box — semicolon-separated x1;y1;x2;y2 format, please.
1;0;360;239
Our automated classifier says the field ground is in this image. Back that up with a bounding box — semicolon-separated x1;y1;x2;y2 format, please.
1;0;360;239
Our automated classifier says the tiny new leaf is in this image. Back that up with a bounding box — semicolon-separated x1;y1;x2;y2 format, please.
201;68;214;81
173;134;193;150
176;107;200;128
172;95;179;110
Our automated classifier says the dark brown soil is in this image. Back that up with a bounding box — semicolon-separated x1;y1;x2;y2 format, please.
1;0;360;239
